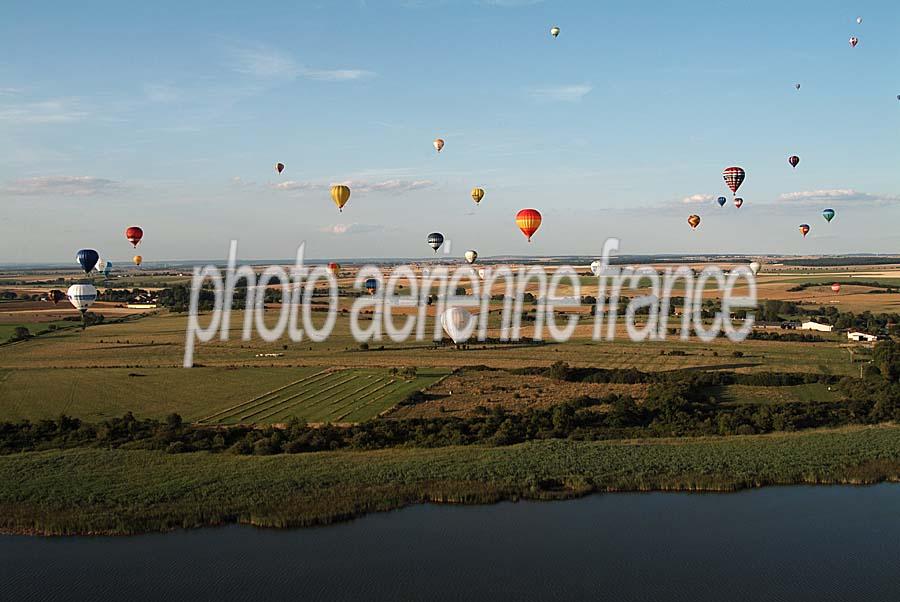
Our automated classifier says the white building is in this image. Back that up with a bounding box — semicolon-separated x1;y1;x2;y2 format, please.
801;321;833;332
847;332;878;343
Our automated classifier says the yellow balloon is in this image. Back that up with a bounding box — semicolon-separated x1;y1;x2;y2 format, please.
133;255;142;266
330;185;351;212
471;187;485;204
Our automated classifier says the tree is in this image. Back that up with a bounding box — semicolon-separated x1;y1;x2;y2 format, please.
9;326;30;342
873;340;900;382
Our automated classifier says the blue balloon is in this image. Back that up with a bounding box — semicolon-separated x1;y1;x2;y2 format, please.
76;249;99;274
365;278;378;293
104;261;113;277
717;196;727;207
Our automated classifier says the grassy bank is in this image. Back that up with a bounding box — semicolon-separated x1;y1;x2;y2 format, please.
2;424;899;535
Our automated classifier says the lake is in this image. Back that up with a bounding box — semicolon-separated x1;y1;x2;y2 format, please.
2;485;899;601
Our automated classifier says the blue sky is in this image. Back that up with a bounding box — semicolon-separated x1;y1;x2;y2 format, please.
1;0;898;263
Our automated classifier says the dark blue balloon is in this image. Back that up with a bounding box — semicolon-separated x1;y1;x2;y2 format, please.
717;196;727;207
365;278;378;290
76;249;99;274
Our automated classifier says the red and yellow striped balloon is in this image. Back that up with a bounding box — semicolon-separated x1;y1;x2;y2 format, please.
515;209;542;242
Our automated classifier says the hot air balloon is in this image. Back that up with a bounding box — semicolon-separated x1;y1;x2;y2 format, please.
464;250;477;264
330;185;351;212
749;262;761;276
104;261;113;278
125;226;143;247
133;255;143;266
515;209;542;242
328;262;340;276
717;196;727;207
687;215;701;229
477;268;486;280
275;162;285;174
856;16;862;24
441;307;474;344
427;232;444;253
590;260;602;276
734;197;744;208
799;224;810;237
66;284;97;313
471;188;485;205
433;138;444;153
365;278;378;295
896;95;900;101
795;83;801;90
789;155;800;168
48;289;65;305
831;283;841;294
849;36;858;48
822;208;835;223
76;249;99;275
550;26;560;38
722;167;745;195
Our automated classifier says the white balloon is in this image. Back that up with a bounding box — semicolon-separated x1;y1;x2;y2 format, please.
441;307;475;344
477;268;486;280
464;250;478;264
66;284;98;312
590;260;603;276
749;262;761;276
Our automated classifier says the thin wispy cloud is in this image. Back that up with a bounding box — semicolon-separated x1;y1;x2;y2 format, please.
229;44;374;83
531;84;592;102
320;223;385;235
0;98;87;124
681;193;715;204
143;82;180;103
271;178;434;194
2;176;120;196
779;189;900;204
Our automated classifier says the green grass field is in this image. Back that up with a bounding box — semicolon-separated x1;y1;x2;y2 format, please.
0;320;77;341
712;383;843;405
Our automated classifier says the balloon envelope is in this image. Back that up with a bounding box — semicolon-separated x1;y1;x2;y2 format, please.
133;255;142;266
76;249;99;274
822;208;835;222
275;162;285;174
471;188;485;204
734;197;744;208
427;232;444;253
717;196;727;207
687;215;701;229
433;138;444;152
328;262;340;275
66;284;97;312
515;209;542;242
441;307;474;344
590;260;602;276
125;226;143;247
48;289;65;305
722;167;745;194
365;278;378;294
464;250;477;264
550;26;560;38
799;224;810;237
749;262;761;276
831;283;841;293
789;155;800;168
330;185;351;212
849;37;858;47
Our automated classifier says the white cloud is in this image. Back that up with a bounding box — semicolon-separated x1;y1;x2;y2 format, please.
2;176;120;196
230;44;374;83
271;178;434;194
779;189;900;204
320;223;385;235
0;98;87;124
531;84;592;102
681;193;715;204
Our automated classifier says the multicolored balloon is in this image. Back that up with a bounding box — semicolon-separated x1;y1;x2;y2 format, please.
365;278;378;295
687;214;701;230
799;224;810;237
515;209;542;242
330;185;351;212
550;26;560;38
849;36;858;48
734;197;744;208
471;188;485;205
275;162;285;174
328;262;340;275
822;208;835;222
464;250;477;264
722;167;745;195
789;155;800;168
433;138;444;153
831;283;841;294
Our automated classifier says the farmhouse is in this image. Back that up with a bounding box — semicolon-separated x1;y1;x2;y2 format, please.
847;331;878;343
800;321;833;332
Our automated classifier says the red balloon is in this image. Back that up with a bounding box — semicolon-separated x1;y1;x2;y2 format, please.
515;209;542;242
722;166;745;195
831;283;841;294
125;226;143;248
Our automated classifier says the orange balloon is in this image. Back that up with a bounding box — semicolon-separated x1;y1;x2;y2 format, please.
515;209;542;242
687;214;701;229
433;138;444;152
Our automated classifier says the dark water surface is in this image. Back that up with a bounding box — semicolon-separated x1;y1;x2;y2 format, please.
2;485;899;601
